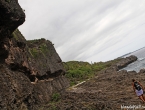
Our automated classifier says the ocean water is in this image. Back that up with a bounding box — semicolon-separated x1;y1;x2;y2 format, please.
121;47;145;72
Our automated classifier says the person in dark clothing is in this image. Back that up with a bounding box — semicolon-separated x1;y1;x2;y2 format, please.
132;79;145;102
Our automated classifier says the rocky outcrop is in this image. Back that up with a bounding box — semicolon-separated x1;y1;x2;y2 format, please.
0;0;25;37
116;55;137;69
0;0;25;64
27;38;65;79
104;55;137;73
139;68;145;73
0;1;69;110
5;29;66;82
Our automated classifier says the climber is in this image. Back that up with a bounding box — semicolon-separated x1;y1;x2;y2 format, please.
132;79;145;103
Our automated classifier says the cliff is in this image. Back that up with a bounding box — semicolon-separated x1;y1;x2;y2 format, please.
0;0;69;110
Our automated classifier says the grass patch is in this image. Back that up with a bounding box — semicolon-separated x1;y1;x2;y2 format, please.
51;93;61;102
63;58;121;86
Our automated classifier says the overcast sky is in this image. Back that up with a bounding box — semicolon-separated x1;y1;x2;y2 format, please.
18;0;145;63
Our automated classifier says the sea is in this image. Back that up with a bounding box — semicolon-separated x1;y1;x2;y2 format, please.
121;47;145;72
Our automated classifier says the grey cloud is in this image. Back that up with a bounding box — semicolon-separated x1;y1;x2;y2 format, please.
18;0;145;62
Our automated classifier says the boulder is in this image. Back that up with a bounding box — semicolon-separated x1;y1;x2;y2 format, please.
116;55;137;69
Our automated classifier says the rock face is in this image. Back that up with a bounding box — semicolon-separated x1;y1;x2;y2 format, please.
104;55;137;73
116;55;137;69
0;0;25;37
0;1;69;110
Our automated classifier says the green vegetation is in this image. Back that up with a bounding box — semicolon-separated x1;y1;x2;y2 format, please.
28;43;49;59
29;48;39;58
38;93;60;110
27;38;51;58
39;103;57;110
11;29;26;42
39;43;49;54
63;58;121;86
12;32;18;40
48;105;57;110
27;38;48;44
5;0;10;3
51;93;61;102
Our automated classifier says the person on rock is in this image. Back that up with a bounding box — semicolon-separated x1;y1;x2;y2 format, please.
132;79;145;103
